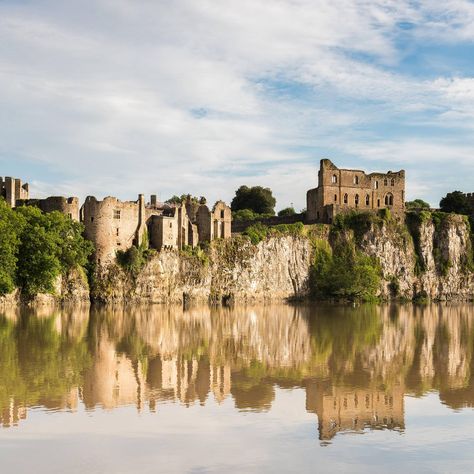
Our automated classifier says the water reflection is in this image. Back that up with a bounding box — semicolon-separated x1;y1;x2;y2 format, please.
1;303;474;442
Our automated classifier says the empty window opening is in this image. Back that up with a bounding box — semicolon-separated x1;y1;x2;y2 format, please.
385;193;394;206
343;193;348;204
334;194;337;202
366;195;370;206
354;176;359;185
113;209;121;219
91;217;94;223
220;210;225;219
391;178;395;186
169;222;173;228
377;199;381;208
355;194;359;206
332;174;338;184
374;180;379;190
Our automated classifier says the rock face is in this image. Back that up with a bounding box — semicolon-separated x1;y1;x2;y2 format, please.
93;235;313;304
0;269;90;307
358;214;474;300
4;213;474;305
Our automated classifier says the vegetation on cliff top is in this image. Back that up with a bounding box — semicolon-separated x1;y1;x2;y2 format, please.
309;237;382;302
243;221;306;244
0;199;94;297
231;185;276;215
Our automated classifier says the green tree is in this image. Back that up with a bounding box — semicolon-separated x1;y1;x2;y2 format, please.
310;239;381;302
0;199;25;295
166;194;206;205
15;207;93;296
278;207;296;217
231;185;276;215
440;191;472;215
406;199;431;210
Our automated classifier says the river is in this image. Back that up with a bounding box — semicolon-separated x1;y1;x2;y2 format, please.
1;303;474;473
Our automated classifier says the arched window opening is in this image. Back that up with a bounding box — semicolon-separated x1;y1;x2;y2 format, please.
377;199;381;208
384;178;388;186
332;174;338;184
391;178;395;186
355;194;359;206
354;176;359;185
334;194;337;202
343;193;348;204
385;193;394;206
374;180;379;190
366;195;370;206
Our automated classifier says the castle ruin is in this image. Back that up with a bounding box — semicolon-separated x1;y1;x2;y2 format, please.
306;159;406;224
81;194;232;264
0;177;29;208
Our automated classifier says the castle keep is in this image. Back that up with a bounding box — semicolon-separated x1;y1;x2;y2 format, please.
306;159;406;223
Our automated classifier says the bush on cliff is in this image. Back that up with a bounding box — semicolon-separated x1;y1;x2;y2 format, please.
243;222;305;245
310;239;381;302
0;200;94;297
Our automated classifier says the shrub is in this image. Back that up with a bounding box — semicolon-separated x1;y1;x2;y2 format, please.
310;238;381;302
278;207;296;217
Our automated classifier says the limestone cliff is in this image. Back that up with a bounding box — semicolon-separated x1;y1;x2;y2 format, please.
356;213;474;300
0;268;90;307
4;212;474;305
92;235;313;304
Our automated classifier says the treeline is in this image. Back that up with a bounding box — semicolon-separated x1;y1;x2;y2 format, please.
0;199;93;297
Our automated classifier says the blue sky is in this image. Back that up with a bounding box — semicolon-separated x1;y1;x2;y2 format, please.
2;0;474;210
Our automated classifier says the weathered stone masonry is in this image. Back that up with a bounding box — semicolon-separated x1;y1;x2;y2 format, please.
307;159;405;224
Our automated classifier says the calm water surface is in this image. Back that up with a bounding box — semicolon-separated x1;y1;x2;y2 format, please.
1;303;474;473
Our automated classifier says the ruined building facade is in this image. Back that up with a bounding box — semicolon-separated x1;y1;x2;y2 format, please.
1;177;29;208
82;195;232;265
306;159;406;224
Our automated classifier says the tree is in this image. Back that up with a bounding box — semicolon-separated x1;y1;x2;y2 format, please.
231;186;276;215
0;199;25;295
406;199;431;210
440;191;472;215
278;207;296;217
15;207;93;296
166;194;206;205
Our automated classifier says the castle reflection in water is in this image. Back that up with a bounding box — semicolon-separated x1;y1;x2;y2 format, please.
1;303;474;441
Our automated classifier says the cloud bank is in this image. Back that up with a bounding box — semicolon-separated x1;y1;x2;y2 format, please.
1;0;474;208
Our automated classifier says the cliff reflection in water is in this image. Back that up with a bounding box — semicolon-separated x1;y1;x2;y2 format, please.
2;303;474;441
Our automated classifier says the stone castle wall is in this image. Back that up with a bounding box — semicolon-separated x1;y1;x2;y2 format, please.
307;159;405;223
1;177;29;208
82;195;146;265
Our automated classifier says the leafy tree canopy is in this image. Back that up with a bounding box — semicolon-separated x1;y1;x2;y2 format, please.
406;199;431;210
278;207;296;217
439;191;472;215
0;200;94;297
166;194;206;205
231;186;276;215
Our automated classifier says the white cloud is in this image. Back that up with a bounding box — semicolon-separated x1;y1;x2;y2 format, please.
1;0;474;210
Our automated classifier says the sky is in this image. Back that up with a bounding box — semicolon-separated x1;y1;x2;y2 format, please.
2;0;474;210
